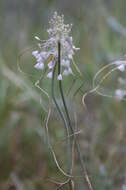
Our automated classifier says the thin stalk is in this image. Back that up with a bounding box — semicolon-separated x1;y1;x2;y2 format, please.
51;57;71;175
57;41;93;190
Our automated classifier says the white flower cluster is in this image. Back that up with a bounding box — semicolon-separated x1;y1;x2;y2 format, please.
32;12;79;80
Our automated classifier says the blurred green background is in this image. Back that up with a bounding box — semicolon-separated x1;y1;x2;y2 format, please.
1;0;126;189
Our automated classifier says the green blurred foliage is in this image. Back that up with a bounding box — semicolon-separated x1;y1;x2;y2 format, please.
0;0;126;189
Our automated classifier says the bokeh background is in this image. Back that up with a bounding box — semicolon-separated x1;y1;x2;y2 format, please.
1;0;126;189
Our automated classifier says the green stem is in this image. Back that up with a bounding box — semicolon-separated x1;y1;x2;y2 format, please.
57;41;93;190
51;56;71;175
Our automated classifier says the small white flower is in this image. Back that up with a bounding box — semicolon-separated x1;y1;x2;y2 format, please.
118;64;125;71
47;71;53;79
32;12;79;80
37;56;43;62
63;67;73;76
32;50;39;58
40;51;49;59
114;60;126;72
115;89;126;101
34;62;44;70
68;52;73;59
61;59;70;67
57;74;62;80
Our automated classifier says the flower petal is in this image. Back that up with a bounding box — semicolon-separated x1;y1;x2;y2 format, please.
57;74;62;80
118;64;125;72
61;59;70;67
47;71;53;79
34;62;44;70
63;67;72;76
32;50;39;57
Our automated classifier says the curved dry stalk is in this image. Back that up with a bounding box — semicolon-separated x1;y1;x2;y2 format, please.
72;58;82;77
36;79;73;179
56;179;72;190
47;178;70;186
54;130;82;146
49;146;74;178
17;45;39;77
35;66;89;181
35;78;49;113
82;62;124;110
45;102;73;178
34;72;74;180
70;111;78;175
93;65;122;98
70;135;75;176
66;78;76;96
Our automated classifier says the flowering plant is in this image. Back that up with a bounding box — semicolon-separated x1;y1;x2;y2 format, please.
31;12;93;190
32;12;79;80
